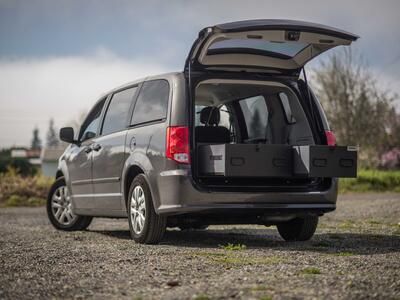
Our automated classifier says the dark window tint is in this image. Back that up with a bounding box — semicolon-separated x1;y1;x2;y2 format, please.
208;39;307;58
131;80;169;125
101;87;137;136
239;95;269;140
80;98;106;141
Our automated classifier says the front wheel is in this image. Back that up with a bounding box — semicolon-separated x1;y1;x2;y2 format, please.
127;174;166;244
47;177;93;231
276;216;318;241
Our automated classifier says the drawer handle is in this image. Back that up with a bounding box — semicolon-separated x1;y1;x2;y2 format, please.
313;158;327;167
340;159;354;168
273;158;289;167
231;157;245;166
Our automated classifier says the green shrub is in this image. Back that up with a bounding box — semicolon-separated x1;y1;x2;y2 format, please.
339;169;400;193
0;168;53;207
5;195;27;207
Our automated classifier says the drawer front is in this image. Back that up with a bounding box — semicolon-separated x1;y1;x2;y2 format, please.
226;144;292;177
294;145;357;178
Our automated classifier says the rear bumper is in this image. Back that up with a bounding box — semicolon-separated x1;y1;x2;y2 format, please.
155;169;338;216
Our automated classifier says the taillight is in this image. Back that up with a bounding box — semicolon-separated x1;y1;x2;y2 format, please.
325;130;337;146
166;126;190;164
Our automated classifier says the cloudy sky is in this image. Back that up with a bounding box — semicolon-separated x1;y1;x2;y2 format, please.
0;0;399;147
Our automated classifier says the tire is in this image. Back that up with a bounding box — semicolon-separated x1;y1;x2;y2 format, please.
47;177;93;231
276;216;318;241
127;174;166;244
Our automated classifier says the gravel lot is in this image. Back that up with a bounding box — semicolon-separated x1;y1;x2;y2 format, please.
1;193;399;300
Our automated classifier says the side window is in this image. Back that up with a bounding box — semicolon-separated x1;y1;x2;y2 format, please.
101;87;137;136
131;80;169;125
80;98;106;142
219;105;231;130
239;95;268;139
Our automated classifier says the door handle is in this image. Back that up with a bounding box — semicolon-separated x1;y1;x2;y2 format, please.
92;143;102;151
84;146;92;154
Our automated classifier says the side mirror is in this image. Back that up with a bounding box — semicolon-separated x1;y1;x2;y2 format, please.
59;127;75;144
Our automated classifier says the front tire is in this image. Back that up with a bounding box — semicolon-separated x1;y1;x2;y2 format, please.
127;174;166;244
47;177;93;231
276;216;318;241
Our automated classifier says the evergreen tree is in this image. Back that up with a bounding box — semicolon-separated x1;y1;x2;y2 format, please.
31;127;42;150
46;118;59;148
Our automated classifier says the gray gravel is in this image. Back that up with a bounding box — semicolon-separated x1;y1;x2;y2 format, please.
1;193;399;300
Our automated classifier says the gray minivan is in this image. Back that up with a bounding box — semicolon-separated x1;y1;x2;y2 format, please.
47;19;358;244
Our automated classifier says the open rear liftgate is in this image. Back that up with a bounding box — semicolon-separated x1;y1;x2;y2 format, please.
198;144;357;178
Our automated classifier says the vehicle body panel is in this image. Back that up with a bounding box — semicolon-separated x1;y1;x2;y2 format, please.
54;20;358;220
67;141;93;209
91;130;127;210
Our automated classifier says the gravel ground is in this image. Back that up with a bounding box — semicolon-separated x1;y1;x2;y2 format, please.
1;193;399;300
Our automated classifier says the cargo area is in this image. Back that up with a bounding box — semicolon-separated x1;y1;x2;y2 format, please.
193;79;357;188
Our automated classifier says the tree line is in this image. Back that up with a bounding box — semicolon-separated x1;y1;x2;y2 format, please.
31;118;61;150
313;49;399;169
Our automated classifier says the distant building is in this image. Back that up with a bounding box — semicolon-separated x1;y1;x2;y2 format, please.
11;147;41;165
41;147;65;177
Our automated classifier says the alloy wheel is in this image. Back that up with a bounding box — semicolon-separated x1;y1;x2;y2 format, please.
51;185;77;226
130;185;146;235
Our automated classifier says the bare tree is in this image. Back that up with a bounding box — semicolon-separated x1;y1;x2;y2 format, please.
31;127;42;150
313;49;398;167
46;118;59;148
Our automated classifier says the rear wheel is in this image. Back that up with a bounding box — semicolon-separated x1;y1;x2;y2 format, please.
47;177;92;231
127;174;166;244
276;216;318;241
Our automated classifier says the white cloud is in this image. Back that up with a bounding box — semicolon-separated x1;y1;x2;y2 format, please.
0;49;169;147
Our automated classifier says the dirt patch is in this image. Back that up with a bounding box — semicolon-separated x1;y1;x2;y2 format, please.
0;194;399;299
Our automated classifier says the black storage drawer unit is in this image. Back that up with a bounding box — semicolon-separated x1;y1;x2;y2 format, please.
198;144;293;177
293;145;357;178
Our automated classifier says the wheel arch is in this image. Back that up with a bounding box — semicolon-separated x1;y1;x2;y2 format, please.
55;170;64;179
123;165;145;208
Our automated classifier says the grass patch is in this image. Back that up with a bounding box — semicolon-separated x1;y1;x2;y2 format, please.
301;267;321;275
219;243;247;251
367;220;383;225
333;251;355;257
339;169;400;193
194;252;282;266
5;195;46;207
338;220;356;229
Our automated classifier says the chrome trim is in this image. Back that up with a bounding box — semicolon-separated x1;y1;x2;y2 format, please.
71;179;92;186
72;193;122;198
92;177;120;184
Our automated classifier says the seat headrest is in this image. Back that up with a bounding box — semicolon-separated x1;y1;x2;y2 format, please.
200;107;220;125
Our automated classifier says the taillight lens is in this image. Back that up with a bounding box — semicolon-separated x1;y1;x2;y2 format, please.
325;130;337;146
166;126;190;164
